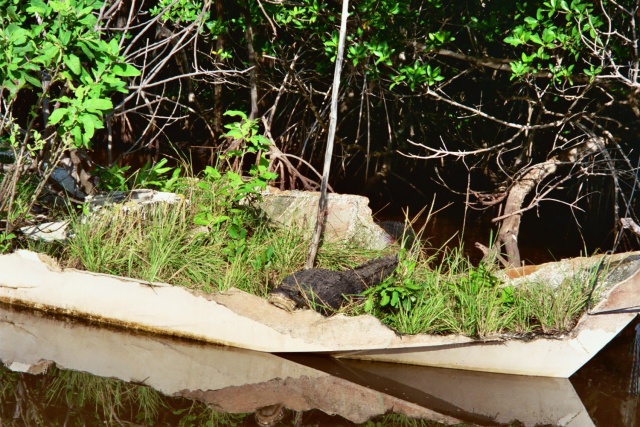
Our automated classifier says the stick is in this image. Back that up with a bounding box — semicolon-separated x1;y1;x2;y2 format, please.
621;217;640;237
305;0;349;269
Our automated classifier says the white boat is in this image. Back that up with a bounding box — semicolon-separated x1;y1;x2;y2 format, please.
0;249;638;378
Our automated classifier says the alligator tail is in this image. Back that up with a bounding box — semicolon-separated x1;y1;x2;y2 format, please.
352;254;399;288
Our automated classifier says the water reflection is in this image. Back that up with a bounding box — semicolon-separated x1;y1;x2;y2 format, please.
571;318;640;427
0;303;638;426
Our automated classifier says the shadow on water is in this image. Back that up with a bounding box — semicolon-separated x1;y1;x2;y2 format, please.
0;302;638;426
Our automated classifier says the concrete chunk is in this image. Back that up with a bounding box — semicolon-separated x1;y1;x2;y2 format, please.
259;187;393;250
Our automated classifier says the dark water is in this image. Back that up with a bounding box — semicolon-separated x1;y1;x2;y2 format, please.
379;209;601;266
571;319;640;426
1;303;639;426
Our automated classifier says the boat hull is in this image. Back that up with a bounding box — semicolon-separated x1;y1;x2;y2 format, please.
0;250;638;377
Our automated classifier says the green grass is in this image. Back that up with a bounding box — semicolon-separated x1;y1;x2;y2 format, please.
511;276;591;334
52;176;384;299
351;236;601;338
34;173;602;340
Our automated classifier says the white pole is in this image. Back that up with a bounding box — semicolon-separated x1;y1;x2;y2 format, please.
305;0;350;269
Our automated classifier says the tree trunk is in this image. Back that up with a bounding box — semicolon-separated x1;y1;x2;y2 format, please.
305;0;350;269
495;160;558;267
494;137;604;267
213;0;224;136
242;1;259;120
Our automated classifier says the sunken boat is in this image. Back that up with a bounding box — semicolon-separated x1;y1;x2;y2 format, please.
0;250;639;377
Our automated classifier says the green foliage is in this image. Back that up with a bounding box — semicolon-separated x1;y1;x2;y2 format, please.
359;235;510;337
150;0;204;24
0;231;14;253
363;249;507;335
267;0;423;79
453;263;501;296
95;163;131;191
427;30;455;47
0;0;140;149
67;198;217;286
193;167;224;226
94;158;181;192
191;111;278;262
48;88;114;148
222;214;249;260
503;0;603;81
220;111;278;195
2;175;38;225
273;0;324;29
222;112;274;158
3;124;45;158
134;158;182;191
363;249;422;313
354;238;596;338
195;110;276;224
194;167;256;262
0;0;140;233
250;244;275;271
391;62;444;90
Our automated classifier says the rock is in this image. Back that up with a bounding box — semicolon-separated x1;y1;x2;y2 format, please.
20;221;70;243
86;189;185;213
20;190;186;243
259;187;394;250
50;163;86;199
268;255;399;313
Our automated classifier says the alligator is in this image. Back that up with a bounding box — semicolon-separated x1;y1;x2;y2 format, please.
268;254;399;313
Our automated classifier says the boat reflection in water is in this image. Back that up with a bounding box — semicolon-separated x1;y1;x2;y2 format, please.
0;303;637;426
